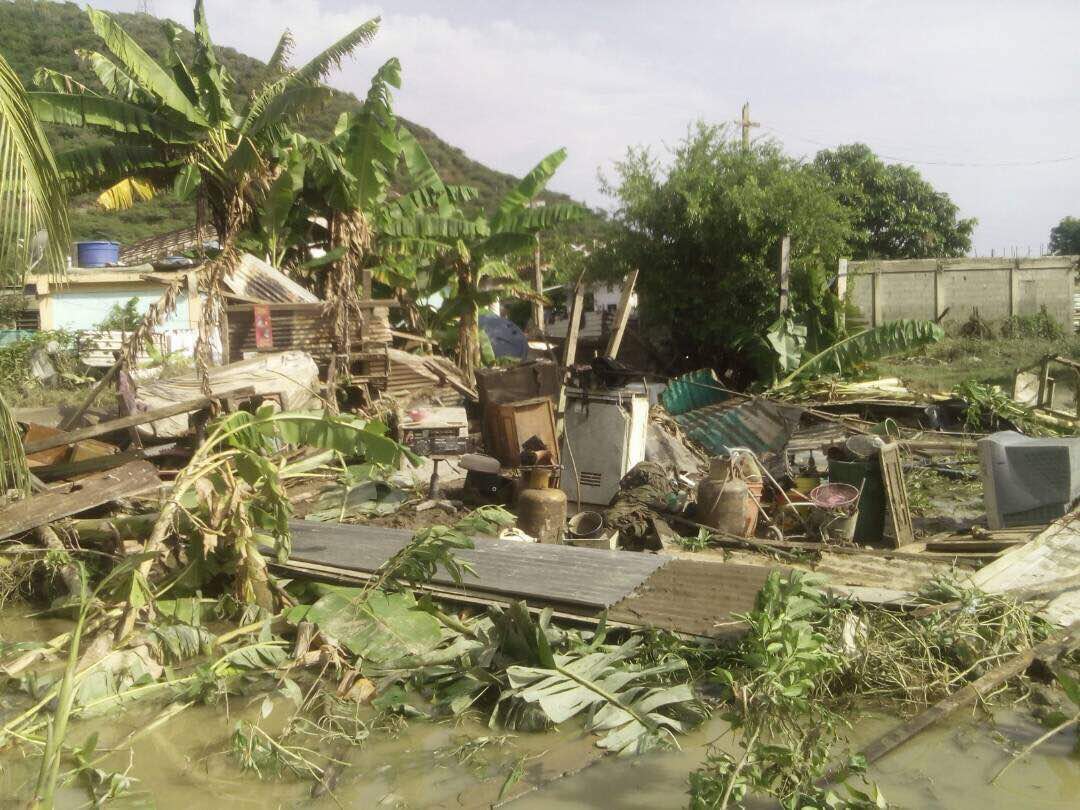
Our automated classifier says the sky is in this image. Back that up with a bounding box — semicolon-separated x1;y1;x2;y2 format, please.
92;0;1080;255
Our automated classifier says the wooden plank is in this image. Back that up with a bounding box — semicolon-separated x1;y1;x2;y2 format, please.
23;397;215;455
777;235;790;315
972;510;1080;626
35;443;178;482
879;443;915;547
562;278;586;370
603;269;638;359
0;461;161;541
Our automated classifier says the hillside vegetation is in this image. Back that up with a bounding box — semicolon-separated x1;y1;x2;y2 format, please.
0;0;589;245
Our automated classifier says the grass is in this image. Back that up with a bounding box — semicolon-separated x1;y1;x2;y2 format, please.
868;333;1080;394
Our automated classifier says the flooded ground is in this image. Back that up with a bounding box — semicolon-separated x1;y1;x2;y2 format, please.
2;608;1077;809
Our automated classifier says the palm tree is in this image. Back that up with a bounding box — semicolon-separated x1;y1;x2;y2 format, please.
0;52;70;495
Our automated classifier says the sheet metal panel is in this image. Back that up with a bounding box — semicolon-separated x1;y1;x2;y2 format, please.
287;520;669;609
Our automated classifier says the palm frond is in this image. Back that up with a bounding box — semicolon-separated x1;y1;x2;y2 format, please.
30;92;198;142
0;392;29;498
292;17;380;85
87;6;207;125
0;54;69;283
268;30;295;73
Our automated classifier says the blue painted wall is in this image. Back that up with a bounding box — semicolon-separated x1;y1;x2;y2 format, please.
50;287;191;331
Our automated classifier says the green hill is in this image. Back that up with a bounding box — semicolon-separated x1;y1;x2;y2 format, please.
0;0;588;245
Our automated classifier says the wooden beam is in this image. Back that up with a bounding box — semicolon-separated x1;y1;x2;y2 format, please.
0;461;161;541
34;443;178;482
562;278;586;370
25;396;214;454
59;361;120;431
841;623;1080;773
603;269;639;359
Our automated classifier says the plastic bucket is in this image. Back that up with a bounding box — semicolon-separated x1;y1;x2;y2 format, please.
809;482;860;514
76;241;120;268
567;511;604;539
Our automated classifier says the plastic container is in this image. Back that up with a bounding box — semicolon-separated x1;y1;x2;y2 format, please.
567;511;604;539
75;241;120;268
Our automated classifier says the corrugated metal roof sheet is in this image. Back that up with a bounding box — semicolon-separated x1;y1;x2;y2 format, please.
223;254;320;304
661;369;730;415
674;398;803;457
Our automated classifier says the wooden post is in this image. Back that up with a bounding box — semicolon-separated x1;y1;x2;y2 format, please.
562;279;586;370
185;269;201;328
531;235;544;335
739;101;758;150
604;270;639;360
778;235;790;316
361;268;372;300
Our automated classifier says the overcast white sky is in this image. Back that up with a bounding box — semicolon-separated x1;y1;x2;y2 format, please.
94;1;1080;255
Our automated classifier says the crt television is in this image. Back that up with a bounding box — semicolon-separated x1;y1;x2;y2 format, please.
978;431;1080;529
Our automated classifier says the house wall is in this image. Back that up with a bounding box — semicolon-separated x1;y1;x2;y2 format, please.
40;285;192;331
842;256;1078;329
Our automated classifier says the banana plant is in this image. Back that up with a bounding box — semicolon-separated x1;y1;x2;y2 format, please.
30;2;378;245
441;149;587;377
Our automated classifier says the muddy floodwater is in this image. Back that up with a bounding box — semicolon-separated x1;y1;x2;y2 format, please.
2;610;1077;809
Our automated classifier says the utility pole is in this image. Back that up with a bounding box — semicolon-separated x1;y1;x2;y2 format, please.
738;101;759;150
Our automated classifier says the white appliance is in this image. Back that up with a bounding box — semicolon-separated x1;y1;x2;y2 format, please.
560;387;649;506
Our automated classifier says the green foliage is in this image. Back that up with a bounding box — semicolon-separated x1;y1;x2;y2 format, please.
688;572;884;809
596;123;852;378
778;319;944;384
0;0;595;245
95;296;141;331
1048;215;1080;255
813;143;975;259
0;330;84;395
999;306;1065;340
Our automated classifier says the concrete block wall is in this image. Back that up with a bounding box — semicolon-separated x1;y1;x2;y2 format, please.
841;256;1078;329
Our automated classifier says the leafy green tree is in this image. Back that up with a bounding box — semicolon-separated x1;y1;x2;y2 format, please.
596;123;851;379
813;143;975;259
1048;216;1080;255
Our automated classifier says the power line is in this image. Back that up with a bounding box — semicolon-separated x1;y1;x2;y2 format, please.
759;124;1080;169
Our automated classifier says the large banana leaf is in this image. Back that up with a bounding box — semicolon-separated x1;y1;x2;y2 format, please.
291;587;444;666
497;637;702;755
267;30;295;74
779;318;944;384
31;92;197;142
76;50;144;102
495;202;586;232
492;148;567;226
190;0;234;125
292;18;380;85
54;145;169;194
87;7;207;126
161;21;199;105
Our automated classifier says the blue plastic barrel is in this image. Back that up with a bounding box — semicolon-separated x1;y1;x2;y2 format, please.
75;241;121;267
